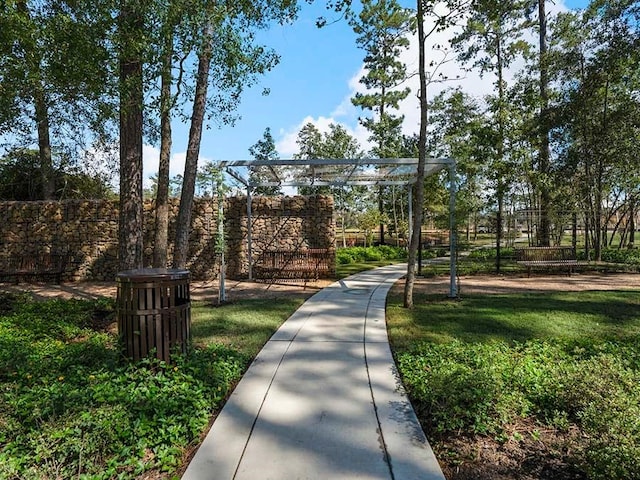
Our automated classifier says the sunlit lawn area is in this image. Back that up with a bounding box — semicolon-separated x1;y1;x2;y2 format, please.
387;286;640;479
335;259;399;278
191;297;307;356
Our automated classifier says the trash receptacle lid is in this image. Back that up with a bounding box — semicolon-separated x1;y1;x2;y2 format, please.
116;268;190;282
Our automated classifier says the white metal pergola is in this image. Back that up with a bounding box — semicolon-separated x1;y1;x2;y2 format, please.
217;157;458;298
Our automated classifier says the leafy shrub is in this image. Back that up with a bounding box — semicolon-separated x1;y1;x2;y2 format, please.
600;248;640;265
467;246;515;260
548;346;640;479
397;341;539;436
422;247;448;258
397;338;640;478
336;245;407;264
0;296;248;478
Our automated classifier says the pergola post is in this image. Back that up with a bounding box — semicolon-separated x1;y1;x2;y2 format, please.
246;186;253;281
408;185;413;247
448;160;457;298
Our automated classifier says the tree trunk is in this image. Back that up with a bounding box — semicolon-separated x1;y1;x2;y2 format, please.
572;211;577;250
379;186;385;245
496;187;503;273
392;186;399;247
630;196;636;247
118;0;145;271
33;84;55;200
495;34;505;272
153;35;174;268
16;0;55;200
594;79;610;262
404;0;427;309
174;25;213;268
538;0;551;246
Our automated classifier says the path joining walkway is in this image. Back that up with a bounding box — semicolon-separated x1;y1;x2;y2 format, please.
182;264;445;480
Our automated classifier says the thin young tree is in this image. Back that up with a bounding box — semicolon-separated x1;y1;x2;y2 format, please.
404;0;470;308
293;122;365;246
404;0;429;308
248;127;283;196
537;0;552;246
173;1;298;267
152;1;183;268
173;19;214;269
451;0;532;272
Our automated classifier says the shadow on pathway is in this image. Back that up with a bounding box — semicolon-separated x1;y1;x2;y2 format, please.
182;264;444;480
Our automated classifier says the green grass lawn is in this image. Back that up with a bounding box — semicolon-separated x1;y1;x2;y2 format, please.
387;286;640;479
335;259;399;278
0;292;307;480
191;297;307;356
4;254;639;480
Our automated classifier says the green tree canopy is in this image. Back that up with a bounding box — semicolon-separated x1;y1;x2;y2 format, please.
248;127;283;196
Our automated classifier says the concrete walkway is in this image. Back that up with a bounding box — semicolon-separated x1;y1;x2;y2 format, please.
182;264;445;480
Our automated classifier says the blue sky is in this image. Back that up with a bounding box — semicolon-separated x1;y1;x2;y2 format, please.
144;0;590;185
151;1;362;175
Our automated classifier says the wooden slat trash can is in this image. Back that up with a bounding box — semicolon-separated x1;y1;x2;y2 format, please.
116;268;190;363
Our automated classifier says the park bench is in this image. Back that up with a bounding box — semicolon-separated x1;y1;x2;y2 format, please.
254;248;332;282
0;251;68;284
515;246;581;277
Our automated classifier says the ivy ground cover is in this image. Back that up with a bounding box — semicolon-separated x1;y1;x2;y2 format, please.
387;286;640;480
0;293;304;479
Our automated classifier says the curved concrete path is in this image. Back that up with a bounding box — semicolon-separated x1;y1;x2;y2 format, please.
182;264;444;480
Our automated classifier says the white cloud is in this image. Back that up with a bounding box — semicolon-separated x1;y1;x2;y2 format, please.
81;143;119;188
330;95;357;118
275;115;372;157
281;0;573;149
142;145;212;189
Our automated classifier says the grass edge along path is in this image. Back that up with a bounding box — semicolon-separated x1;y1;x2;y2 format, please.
0;293;307;480
386;283;640;480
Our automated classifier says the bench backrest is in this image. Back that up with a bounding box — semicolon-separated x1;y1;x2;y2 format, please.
1;252;67;272
257;249;332;274
515;246;576;262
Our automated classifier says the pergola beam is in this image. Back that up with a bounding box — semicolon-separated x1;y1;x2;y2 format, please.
219;157;453;187
217;157;457;296
220;157;424;167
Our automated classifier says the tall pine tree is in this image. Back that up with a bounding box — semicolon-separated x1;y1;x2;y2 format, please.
349;0;414;245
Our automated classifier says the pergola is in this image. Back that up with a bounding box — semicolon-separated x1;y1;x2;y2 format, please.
218;157;458;297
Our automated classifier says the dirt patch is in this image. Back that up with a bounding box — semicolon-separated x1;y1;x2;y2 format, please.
0;278;333;303
8;272;638;303
412;272;640;296
437;421;587;480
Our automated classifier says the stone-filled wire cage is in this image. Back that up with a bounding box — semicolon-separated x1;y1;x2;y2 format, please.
224;195;336;279
0;195;336;282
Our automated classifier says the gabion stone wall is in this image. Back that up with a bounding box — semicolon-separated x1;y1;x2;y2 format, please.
0;195;334;282
225;195;336;278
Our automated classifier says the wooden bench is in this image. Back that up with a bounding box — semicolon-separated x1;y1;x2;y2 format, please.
0;252;68;284
515;246;582;277
254;249;333;282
